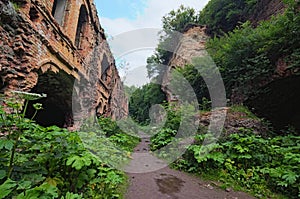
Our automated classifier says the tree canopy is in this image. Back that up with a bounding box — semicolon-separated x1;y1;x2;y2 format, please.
129;83;166;124
146;5;200;79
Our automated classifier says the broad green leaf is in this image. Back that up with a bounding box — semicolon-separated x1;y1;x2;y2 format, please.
17;191;41;199
73;158;84;170
277;181;288;187
0;170;6;180
86;169;97;177
0;178;17;198
0;139;14;150
46;177;59;187
82;156;92;167
63;192;83;199
66;156;78;166
17;180;32;190
17;182;58;199
67;156;85;170
282;171;298;184
39;182;59;197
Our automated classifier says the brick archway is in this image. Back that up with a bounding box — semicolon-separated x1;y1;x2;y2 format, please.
26;66;75;127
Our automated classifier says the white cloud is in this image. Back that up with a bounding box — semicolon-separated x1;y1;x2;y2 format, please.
99;0;210;86
123;63;151;87
101;0;209;35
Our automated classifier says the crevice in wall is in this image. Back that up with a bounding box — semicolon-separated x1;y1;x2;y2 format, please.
75;5;88;48
29;6;39;21
101;54;109;81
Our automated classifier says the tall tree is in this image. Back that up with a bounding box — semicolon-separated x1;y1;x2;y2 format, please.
146;5;200;79
129;83;166;124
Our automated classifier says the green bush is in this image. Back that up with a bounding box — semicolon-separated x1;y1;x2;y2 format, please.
150;128;177;151
207;1;300;99
128;83;166;124
0;94;131;198
199;0;258;36
174;132;300;198
97;116;140;152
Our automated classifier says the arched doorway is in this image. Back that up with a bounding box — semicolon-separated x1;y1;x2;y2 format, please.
26;69;75;127
246;76;300;132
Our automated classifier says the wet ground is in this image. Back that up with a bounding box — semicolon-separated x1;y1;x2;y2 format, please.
125;132;256;199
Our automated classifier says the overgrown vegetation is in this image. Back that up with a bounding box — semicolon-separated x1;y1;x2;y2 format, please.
142;2;300;197
173;131;300;198
146;5;200;79
1;1;300;198
207;0;300;99
0;92;138;198
148;105;299;198
150;103;181;150
129;83;166;124
199;0;258;36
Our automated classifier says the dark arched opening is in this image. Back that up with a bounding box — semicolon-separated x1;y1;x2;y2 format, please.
246;76;300;133
26;69;75;127
101;54;109;81
0;77;4;93
51;0;67;25
96;102;102;118
75;5;88;48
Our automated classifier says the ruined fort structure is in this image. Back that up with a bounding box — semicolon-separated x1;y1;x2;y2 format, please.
0;0;128;127
161;25;209;102
162;0;300;130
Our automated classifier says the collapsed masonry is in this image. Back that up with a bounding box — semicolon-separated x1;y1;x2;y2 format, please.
161;25;209;102
0;0;128;128
163;18;300;131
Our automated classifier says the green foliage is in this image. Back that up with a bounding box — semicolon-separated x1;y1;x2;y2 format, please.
109;133;140;152
12;2;21;11
96;116;140;151
124;85;137;98
129;83;166;124
199;0;257;36
146;5;200;78
0;95;131;198
97;116;122;137
150;128;177;151
0;178;17;198
162;5;200;34
174;64;210;107
173;132;300;198
163;103;181;131
229;105;258;119
150;103;196;151
207;4;300;99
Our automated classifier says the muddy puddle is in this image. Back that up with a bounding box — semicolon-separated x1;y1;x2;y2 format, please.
155;173;185;197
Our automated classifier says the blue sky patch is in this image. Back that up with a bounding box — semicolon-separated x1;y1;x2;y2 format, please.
95;0;147;20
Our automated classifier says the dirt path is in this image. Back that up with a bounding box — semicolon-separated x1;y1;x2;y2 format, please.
125;132;256;199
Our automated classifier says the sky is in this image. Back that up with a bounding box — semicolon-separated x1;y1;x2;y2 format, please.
94;0;210;86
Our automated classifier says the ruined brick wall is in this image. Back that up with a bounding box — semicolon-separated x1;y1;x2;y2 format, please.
0;0;127;127
161;25;209;102
109;72;128;120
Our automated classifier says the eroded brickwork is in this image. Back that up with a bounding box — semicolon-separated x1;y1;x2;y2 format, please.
0;0;127;127
161;25;209;102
